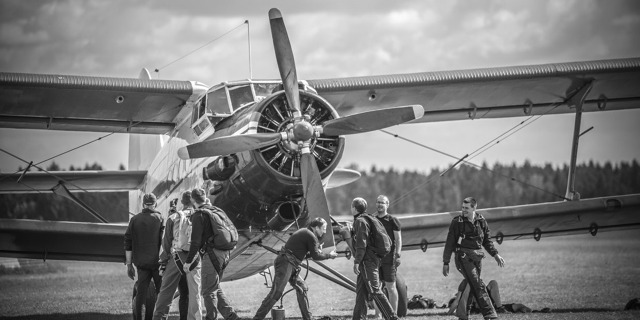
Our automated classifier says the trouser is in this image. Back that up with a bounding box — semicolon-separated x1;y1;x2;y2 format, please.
454;251;497;319
202;248;237;320
253;253;311;320
456;279;502;317
353;256;397;320
135;267;162;320
153;251;203;320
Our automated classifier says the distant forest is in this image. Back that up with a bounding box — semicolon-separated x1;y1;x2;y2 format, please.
1;160;639;222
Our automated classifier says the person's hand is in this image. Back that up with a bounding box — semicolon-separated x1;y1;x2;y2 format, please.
394;253;401;267
329;250;338;259
183;262;191;273
353;263;360;276
159;264;166;277
127;263;135;280
494;254;505;267
442;264;449;277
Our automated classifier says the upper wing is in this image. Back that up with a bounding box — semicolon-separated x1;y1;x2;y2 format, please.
398;194;640;252
308;57;640;122
0;73;208;134
0;170;146;193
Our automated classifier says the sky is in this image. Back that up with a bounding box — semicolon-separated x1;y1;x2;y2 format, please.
1;0;639;174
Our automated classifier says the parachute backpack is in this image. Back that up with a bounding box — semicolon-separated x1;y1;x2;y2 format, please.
361;215;392;258
199;206;238;250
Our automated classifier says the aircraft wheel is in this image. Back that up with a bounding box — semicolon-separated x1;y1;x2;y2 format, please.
132;280;157;320
396;272;408;317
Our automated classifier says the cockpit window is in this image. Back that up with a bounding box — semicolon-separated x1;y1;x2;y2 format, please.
254;83;280;98
207;88;231;115
228;84;254;110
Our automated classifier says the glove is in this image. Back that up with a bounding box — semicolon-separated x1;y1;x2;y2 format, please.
127;263;135;280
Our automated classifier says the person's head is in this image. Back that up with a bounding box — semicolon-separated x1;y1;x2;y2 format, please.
376;195;389;215
351;197;367;216
181;191;192;207
461;197;477;218
191;188;207;206
308;217;328;238
142;193;157;209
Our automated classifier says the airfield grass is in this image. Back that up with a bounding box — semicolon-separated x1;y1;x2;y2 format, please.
1;230;640;320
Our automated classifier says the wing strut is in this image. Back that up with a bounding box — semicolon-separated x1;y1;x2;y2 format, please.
565;81;593;201
52;182;109;223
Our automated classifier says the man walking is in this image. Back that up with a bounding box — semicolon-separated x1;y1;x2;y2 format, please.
183;188;239;320
153;191;203;320
351;197;398;320
443;197;505;320
253;217;337;320
374;195;402;313
125;193;164;320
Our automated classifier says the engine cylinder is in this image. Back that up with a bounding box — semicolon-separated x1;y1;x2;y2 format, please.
203;155;237;181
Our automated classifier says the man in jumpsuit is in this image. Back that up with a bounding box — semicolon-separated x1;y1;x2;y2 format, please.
443;197;505;320
153;191;203;320
253;217;337;320
183;188;239;320
351;197;398;320
125;193;164;320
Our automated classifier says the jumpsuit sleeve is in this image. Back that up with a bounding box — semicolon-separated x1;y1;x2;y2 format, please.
353;219;369;265
308;235;332;261
124;218;134;251
186;212;204;264
481;220;499;257
160;217;174;264
442;220;457;264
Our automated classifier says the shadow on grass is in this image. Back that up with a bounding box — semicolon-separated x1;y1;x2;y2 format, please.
0;313;131;320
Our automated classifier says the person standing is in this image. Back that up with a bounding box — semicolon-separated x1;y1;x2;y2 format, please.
351;197;398;320
153;192;203;320
443;197;505;320
183;188;239;320
125;193;164;320
253;217;338;320
374;195;402;313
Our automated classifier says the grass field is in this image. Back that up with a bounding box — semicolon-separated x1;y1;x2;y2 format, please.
1;230;640;320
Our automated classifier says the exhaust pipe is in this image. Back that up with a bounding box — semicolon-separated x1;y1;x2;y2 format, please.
267;201;302;231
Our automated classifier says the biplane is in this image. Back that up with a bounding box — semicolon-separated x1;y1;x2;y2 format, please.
1;8;640;317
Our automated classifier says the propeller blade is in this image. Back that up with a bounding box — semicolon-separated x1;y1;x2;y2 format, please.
269;8;301;115
322;105;424;136
177;133;283;160
299;152;335;250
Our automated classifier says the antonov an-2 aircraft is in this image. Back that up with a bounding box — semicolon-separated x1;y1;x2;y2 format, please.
1;8;640;316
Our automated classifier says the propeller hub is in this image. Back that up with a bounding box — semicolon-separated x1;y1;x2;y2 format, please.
293;121;314;141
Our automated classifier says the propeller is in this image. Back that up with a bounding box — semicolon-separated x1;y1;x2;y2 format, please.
299;143;334;249
321;105;424;136
269;8;301;117
177;133;284;160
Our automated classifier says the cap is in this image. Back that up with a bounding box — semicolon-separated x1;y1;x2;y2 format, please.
143;193;157;205
352;197;367;214
191;188;207;203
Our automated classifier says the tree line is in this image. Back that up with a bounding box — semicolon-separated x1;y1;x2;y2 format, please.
1;160;639;222
326;160;640;215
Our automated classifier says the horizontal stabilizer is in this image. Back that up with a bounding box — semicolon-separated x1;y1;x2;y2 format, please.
0;170;147;193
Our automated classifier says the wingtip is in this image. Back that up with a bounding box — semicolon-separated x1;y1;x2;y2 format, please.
269;8;282;20
412;105;425;120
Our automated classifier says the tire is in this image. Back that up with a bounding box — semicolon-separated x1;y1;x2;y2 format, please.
132;280;157;320
396;272;408;317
